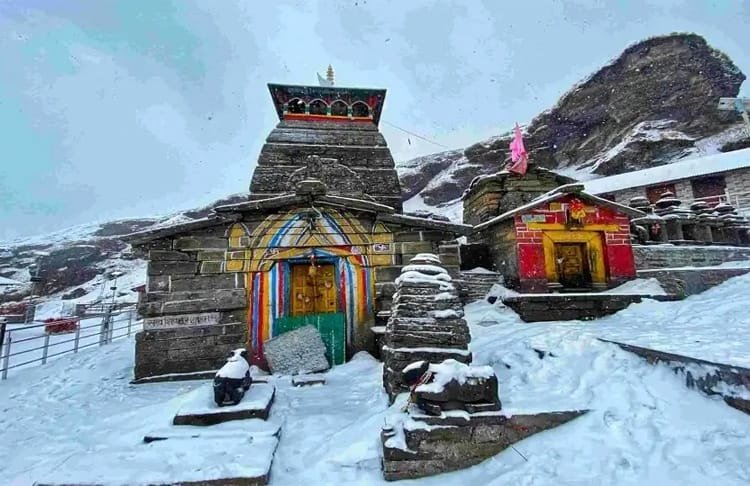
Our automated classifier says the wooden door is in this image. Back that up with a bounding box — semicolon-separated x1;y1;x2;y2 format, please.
554;243;591;288
291;263;337;316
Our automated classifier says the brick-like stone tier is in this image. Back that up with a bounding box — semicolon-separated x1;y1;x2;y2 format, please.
502;294;646;322
637;267;750;297
633;244;750;269
457;270;501;304
249;120;403;211
382;255;472;401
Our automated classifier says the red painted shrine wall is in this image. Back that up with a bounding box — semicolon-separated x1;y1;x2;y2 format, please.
512;194;636;289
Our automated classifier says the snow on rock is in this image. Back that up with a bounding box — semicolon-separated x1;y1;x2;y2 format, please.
215;348;251;380
603;277;666;296
463;267;498;274
400;263;448;276
415;359;495;394
395;270;453;289
174;382;275;417
431;308;461;319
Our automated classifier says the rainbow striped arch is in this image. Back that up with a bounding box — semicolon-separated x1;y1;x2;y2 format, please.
225;208;382;362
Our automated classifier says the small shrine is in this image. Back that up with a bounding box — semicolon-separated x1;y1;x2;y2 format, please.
471;183;644;293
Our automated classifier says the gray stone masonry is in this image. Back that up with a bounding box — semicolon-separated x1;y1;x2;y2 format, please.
382;254;472;401
381;410;586;481
457;270;501;304
249;119;403;210
633;244;750;269
637;267;750;297
503;294;647;322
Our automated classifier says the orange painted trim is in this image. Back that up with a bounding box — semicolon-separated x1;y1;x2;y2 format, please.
282;113;373;123
526;222;620;232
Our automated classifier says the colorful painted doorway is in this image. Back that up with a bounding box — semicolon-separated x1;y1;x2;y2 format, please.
277;263;346;365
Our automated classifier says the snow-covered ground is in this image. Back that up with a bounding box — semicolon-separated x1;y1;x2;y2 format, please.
2;275;750;485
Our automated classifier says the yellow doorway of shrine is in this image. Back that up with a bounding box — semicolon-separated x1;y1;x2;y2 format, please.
290;263;337;316
542;231;606;286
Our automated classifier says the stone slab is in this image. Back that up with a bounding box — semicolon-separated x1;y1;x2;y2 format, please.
173;383;275;426
263;325;330;375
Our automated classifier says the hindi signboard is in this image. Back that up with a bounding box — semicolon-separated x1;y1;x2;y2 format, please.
144;312;221;331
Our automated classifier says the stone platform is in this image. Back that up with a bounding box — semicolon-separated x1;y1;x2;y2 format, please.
173;383;275;426
381;409;587;481
503;293;647;322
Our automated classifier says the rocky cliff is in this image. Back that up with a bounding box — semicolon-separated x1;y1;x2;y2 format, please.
401;33;747;210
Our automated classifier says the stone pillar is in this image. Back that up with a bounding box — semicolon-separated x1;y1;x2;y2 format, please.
382;254;471;402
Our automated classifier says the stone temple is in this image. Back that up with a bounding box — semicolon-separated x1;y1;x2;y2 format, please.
125;76;470;380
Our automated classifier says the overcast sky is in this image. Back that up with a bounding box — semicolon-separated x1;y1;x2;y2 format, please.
1;0;748;242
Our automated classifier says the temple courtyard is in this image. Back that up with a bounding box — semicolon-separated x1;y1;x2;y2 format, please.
1;274;749;485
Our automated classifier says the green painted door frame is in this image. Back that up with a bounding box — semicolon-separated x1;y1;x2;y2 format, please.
276;313;346;365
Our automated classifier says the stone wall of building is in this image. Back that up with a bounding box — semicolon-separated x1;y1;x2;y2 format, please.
637;267;750;297
133;210;463;380
725;167;750;203
604;167;750;207
249;120;403;210
633;244;750;269
135;223;246;379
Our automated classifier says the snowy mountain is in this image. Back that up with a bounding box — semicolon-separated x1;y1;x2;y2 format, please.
401;33;749;212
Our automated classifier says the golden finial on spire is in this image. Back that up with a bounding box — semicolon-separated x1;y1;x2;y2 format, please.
326;65;335;86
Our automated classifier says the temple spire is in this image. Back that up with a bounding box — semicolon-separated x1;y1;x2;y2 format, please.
326;64;335;85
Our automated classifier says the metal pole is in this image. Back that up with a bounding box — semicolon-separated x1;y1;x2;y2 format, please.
126;310;133;337
41;332;50;365
0;318;6;362
100;310;110;346
2;332;11;380
73;321;81;353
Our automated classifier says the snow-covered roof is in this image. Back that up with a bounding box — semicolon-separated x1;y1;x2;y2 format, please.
474;184;644;231
583;147;750;195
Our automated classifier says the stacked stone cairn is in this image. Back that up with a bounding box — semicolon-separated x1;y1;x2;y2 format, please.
633;191;750;245
629;196;666;244
382;253;471;402
713;202;750;244
652;191;695;242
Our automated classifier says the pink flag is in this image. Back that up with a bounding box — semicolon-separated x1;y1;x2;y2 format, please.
508;122;528;175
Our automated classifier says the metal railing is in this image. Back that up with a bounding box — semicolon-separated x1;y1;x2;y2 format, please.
0;306;139;381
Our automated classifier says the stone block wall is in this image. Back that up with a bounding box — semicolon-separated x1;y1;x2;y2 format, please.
637;267;750;297
135;223;247;379
633;244;750;269
249;119;403;210
725;167;750;202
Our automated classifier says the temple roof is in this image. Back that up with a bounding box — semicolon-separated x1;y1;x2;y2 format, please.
268;83;387;125
474;183;645;231
124;188;471;245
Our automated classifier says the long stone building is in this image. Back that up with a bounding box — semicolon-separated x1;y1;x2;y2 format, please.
583;147;750;212
125;80;470;380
